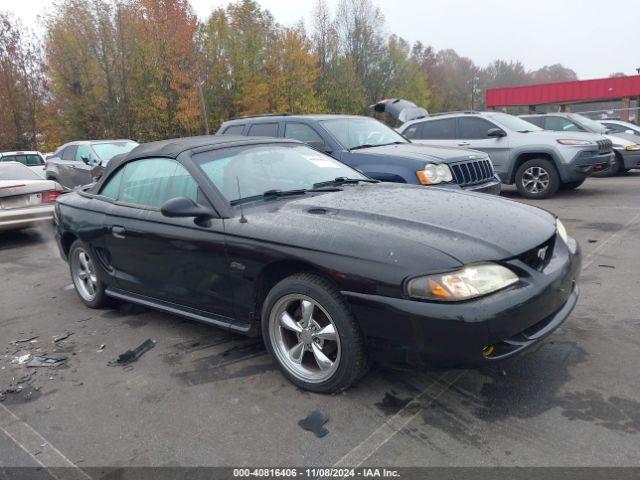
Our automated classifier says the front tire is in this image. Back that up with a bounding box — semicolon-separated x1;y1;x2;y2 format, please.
261;273;368;393
560;179;585;191
69;240;109;308
515;158;560;199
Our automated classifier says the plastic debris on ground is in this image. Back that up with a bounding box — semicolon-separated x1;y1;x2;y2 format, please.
26;353;67;368
11;336;39;345
108;339;156;366
53;332;73;343
298;409;330;438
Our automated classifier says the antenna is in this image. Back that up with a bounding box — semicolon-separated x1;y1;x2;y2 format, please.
236;176;248;223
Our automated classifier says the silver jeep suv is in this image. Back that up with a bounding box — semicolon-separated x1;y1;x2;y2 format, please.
398;112;613;199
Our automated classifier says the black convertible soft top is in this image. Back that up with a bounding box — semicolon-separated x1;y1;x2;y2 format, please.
91;135;299;193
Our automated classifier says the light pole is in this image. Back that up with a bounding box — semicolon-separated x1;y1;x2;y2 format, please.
197;79;210;135
470;76;480;110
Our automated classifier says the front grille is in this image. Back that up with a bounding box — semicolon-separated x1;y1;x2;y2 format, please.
597;139;612;154
450;158;495;187
519;235;556;272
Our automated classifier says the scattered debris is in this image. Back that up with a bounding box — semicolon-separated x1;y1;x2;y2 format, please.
247;375;256;382
26;354;67;368
12;354;31;365
588;239;598;243
97;344;106;352
298;409;329;438
53;332;73;343
12;336;39;345
108;339;156;366
63;283;75;291
598;264;615;269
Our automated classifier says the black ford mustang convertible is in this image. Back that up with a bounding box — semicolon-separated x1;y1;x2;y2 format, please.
54;136;581;392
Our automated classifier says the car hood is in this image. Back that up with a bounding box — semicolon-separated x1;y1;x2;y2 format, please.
354;143;487;163
606;132;638;146
234;183;556;269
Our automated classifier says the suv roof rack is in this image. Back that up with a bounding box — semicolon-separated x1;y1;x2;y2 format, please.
229;113;292;120
429;110;483;117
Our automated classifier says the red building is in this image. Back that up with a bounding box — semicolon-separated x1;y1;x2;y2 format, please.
486;75;640;120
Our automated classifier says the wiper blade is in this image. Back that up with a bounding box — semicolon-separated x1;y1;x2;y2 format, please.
262;188;308;199
312;177;379;188
350;144;375;150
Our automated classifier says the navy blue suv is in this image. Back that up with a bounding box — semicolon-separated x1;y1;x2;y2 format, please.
217;114;501;194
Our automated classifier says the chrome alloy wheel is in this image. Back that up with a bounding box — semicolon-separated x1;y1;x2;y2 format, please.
521;166;550;194
71;248;98;302
269;294;341;383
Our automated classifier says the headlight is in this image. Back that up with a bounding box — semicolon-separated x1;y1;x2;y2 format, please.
625;145;640;151
557;139;594;146
556;218;568;244
416;163;453;185
406;263;518;301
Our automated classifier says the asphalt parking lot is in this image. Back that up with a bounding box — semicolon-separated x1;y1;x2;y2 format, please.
1;173;639;473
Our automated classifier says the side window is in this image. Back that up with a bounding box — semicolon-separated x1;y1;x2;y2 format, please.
284;123;324;145
222;125;245;135
166;163;198;202
61;145;78;160
545;116;581;132
99;167;125;199
523;116;545;128
458;117;497;139
1;155;18;163
75;145;95;163
402;124;420;139
247;123;278;137
26;154;44;166
418;119;456;140
119;158;180;208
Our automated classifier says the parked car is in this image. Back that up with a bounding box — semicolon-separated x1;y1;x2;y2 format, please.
599;119;640;137
520;113;640;176
218;114;502;194
55;135;581;392
46;139;138;189
399;112;613;199
0;151;46;178
0;162;63;232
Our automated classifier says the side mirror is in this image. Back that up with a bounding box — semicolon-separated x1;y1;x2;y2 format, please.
626;129;636;135
160;197;215;225
487;128;507;138
80;156;91;165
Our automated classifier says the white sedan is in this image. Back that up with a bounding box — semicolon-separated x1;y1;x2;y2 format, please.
0;162;64;232
0;150;47;178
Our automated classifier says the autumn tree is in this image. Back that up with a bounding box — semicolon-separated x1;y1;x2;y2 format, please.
0;12;47;150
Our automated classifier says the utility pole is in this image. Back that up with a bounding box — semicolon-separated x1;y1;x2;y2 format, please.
470;76;479;110
197;79;210;135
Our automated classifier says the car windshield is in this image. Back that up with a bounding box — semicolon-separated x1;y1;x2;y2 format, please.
196;143;368;204
91;141;138;163
0;163;42;181
488;112;543;132
320;117;408;149
569;114;607;134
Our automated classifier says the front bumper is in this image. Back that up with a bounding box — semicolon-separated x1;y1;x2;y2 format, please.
617;148;640;169
564;150;612;181
439;175;502;195
0;205;54;232
343;234;581;368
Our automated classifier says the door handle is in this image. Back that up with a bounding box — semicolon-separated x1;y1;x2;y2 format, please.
458;142;470;146
111;225;126;239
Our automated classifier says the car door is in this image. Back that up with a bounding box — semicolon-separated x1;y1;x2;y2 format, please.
99;157;235;319
72;144;98;186
456;117;511;176
57;145;78;187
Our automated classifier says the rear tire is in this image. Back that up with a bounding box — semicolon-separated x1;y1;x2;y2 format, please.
593;153;621;177
515;158;560;199
560;179;585;191
261;273;368;393
69;240;109;308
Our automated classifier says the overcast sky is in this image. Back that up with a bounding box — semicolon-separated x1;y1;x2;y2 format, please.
6;0;638;79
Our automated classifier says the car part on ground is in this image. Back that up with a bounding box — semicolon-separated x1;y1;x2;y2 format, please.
0;162;64;232
520;113;640;176
45;139;138;189
54;135;581;392
217;114;501;195
399;111;613;199
371;98;429;123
